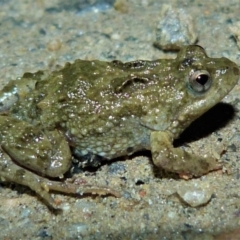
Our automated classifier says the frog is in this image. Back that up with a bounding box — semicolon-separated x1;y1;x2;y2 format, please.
0;45;239;208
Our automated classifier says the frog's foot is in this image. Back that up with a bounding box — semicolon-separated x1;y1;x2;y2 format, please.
150;131;222;178
0;149;120;209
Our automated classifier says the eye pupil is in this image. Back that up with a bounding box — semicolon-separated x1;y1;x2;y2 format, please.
189;70;212;93
196;74;209;85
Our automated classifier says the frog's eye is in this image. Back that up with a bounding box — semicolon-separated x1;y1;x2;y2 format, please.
189;70;211;93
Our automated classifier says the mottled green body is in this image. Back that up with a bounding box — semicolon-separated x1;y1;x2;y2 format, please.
0;45;239;207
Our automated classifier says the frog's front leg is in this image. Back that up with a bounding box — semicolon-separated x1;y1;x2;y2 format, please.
150;131;221;178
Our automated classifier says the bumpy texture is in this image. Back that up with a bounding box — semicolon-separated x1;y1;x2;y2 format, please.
0;45;239;207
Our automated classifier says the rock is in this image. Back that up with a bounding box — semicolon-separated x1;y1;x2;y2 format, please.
154;4;198;50
176;182;213;207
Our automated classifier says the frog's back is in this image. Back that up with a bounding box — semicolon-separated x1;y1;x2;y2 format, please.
6;59;162;160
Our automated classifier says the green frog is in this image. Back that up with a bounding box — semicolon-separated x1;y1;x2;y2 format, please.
0;45;239;208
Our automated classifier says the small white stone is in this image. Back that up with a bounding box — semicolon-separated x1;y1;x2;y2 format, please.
177;184;213;207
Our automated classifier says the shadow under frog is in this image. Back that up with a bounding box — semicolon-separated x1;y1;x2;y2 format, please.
0;45;239;208
174;102;236;147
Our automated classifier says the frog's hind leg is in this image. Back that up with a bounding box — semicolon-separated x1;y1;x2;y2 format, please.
0;149;58;208
0;148;120;209
0;116;120;208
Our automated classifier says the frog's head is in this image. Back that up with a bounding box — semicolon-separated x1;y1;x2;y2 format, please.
169;45;239;137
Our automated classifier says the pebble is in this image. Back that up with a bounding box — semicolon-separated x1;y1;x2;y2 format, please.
47;39;62;51
176;183;213;207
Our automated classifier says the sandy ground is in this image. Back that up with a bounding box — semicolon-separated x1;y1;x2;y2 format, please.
0;0;240;239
